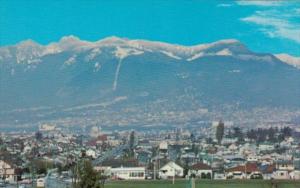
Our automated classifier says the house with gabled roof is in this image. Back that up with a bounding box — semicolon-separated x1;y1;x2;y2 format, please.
159;161;184;179
188;162;212;179
226;163;260;179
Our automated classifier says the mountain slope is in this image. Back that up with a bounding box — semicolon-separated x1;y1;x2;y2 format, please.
0;36;300;123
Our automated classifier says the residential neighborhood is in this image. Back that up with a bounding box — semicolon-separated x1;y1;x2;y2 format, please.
0;122;300;187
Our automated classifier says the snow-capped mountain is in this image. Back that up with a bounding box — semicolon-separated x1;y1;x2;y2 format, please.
0;35;282;65
0;36;300;114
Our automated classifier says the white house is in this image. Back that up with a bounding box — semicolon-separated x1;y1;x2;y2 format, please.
258;143;274;151
273;170;291;180
227;171;246;179
94;166;112;177
0;160;17;183
272;160;295;180
111;167;145;180
276;160;295;171
290;170;300;180
213;172;226;180
247;156;259;163
23;145;32;154
159;141;168;150
86;149;96;159
159;161;184;179
39;124;56;131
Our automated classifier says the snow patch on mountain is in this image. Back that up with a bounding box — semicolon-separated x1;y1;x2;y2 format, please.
112;46;144;91
94;62;101;72
113;59;122;91
85;48;102;62
114;46;144;60
65;55;77;65
161;51;182;60
0;48;12;61
216;48;232;56
15;40;44;64
275;54;300;68
51;35;95;52
191;39;242;52
187;52;205;61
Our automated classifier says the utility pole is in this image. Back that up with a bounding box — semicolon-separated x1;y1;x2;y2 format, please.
153;159;156;180
187;177;195;188
191;177;195;188
211;153;213;180
172;170;175;184
244;162;247;179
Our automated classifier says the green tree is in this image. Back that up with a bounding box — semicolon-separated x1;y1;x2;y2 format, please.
216;120;225;145
73;160;103;188
281;126;292;138
30;159;53;175
35;131;43;141
233;127;244;143
267;127;276;142
190;133;195;143
247;129;257;141
128;131;135;158
129;131;135;150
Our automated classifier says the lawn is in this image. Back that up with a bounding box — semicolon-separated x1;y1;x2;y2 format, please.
105;180;300;188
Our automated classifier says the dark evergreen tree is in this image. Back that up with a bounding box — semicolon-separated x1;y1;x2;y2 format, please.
35;131;43;141
216;120;225;144
129;131;135;149
233;127;244;143
267;127;276;142
74;160;103;188
282;127;292;138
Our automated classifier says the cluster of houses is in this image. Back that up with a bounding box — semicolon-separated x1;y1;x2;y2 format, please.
0;124;300;185
90;144;300;181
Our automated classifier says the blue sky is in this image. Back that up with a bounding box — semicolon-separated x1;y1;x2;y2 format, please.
0;0;299;56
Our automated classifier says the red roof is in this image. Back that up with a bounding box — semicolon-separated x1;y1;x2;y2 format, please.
226;163;259;173
191;163;212;170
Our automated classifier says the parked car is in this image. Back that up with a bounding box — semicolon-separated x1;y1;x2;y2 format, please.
214;173;226;180
227;171;246;179
36;178;45;188
19;179;32;184
250;172;263;179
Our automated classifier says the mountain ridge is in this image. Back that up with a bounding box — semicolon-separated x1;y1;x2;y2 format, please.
0;36;300;128
1;36;296;67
